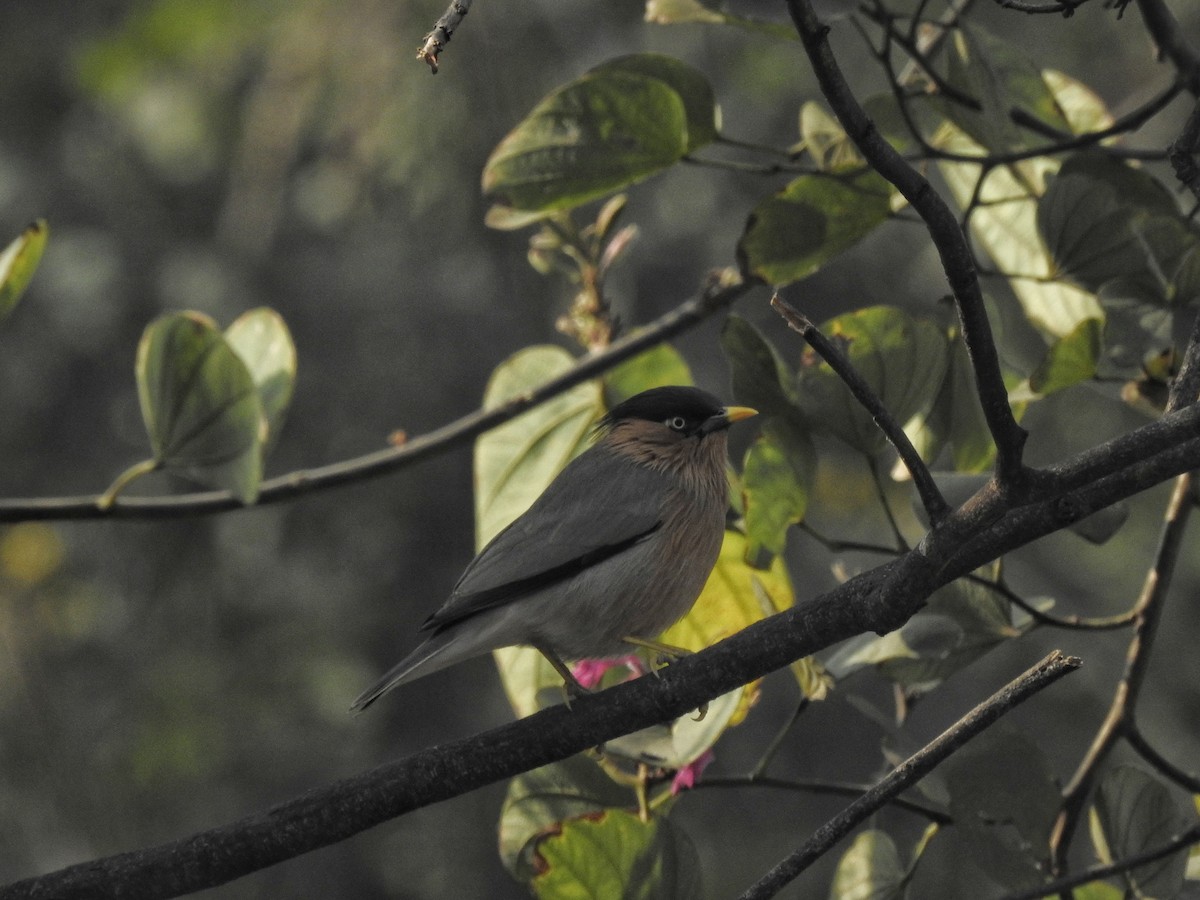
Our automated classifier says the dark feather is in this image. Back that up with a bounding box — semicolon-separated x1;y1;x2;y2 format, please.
422;445;667;631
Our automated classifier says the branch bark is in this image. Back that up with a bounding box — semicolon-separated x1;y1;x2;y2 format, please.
5;399;1199;899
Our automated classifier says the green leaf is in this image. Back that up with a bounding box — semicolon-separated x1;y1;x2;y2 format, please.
738;171;893;286
499;756;634;882
0;220;49;322
938;25;1070;155
720;315;798;418
943;723;1061;890
1037;154;1190;303
925;336;997;473
1028;316;1102;395
604;343;693;406
830;830;905;900
223;307;296;449
532;809;702;899
475;346;606;717
589;55;718;152
135;312;266;503
1090;765;1193;900
796;306;949;456
741;419;813;562
934;70;1113;338
483;54;716;218
825;577;1017;689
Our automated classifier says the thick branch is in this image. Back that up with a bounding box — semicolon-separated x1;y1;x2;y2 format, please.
738;651;1080;900
5;396;1200;899
0;274;749;523
785;0;1029;485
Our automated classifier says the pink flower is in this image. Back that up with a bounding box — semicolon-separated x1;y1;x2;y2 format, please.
671;749;715;794
570;655;642;690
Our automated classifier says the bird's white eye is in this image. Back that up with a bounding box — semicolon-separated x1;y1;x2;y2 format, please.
665;415;688;431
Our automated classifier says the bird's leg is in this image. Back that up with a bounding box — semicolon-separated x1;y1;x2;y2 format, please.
621;636;707;721
534;643;591;707
622;635;691;671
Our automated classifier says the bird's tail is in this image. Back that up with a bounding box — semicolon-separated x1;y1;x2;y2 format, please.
350;631;461;712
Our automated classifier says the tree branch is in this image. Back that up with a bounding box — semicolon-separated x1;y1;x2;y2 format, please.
771;294;951;523
738;651;1080;900
0;274;750;523
416;0;473;74
5;395;1200;899
785;0;1029;485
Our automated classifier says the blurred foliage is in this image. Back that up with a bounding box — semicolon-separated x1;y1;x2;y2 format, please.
2;0;1200;898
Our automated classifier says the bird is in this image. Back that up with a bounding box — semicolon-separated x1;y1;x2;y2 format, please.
351;385;757;712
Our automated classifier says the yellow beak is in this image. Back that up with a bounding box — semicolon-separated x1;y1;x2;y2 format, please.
723;406;758;424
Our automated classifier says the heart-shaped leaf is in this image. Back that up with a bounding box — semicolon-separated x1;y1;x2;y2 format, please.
136;312;266;503
223;307;296;449
738;170;893;286
797;306;949;456
483;54;717;220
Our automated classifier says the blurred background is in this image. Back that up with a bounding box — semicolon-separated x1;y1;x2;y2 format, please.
1;0;1198;897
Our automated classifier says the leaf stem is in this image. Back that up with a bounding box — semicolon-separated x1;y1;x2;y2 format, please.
95;459;161;511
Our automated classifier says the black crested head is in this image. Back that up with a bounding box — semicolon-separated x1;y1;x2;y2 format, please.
600;386;725;435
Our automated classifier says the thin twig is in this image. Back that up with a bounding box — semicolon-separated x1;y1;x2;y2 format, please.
737;651;1081;900
987;0;1090;15
771;295;951;524
1125;725;1200;794
1048;471;1195;870
0;274;751;523
998;823;1200;900
695;775;951;824
785;0;1030;486
416;0;473;74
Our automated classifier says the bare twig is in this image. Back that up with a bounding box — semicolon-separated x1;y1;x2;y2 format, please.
0;274;750;523
1048;471;1195;870
416;0;473;74
988;0;1090;14
999;823;1200;900
1125;725;1200;794
771;295;951;523
785;0;1029;486
738;651;1081;900
695;775;951;824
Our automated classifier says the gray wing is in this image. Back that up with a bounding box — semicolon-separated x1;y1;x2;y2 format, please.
423;445;665;632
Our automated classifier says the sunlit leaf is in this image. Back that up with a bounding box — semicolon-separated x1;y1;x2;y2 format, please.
944;723;1060;890
532;809;702;899
1090;765;1194;900
738;170;893;286
1028;316;1101;395
797;101;862;171
136;312;265;503
0;220;48;322
600;687;742;771
934;68;1113;338
224;307;296;449
740;418;813;562
796;306;949;456
830;830;905;900
938;25;1069;155
476;346;605;717
499;756;634;882
483;55;717;218
662;530;805;711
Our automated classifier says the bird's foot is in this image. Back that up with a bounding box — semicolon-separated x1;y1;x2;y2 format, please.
621;636;707;721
